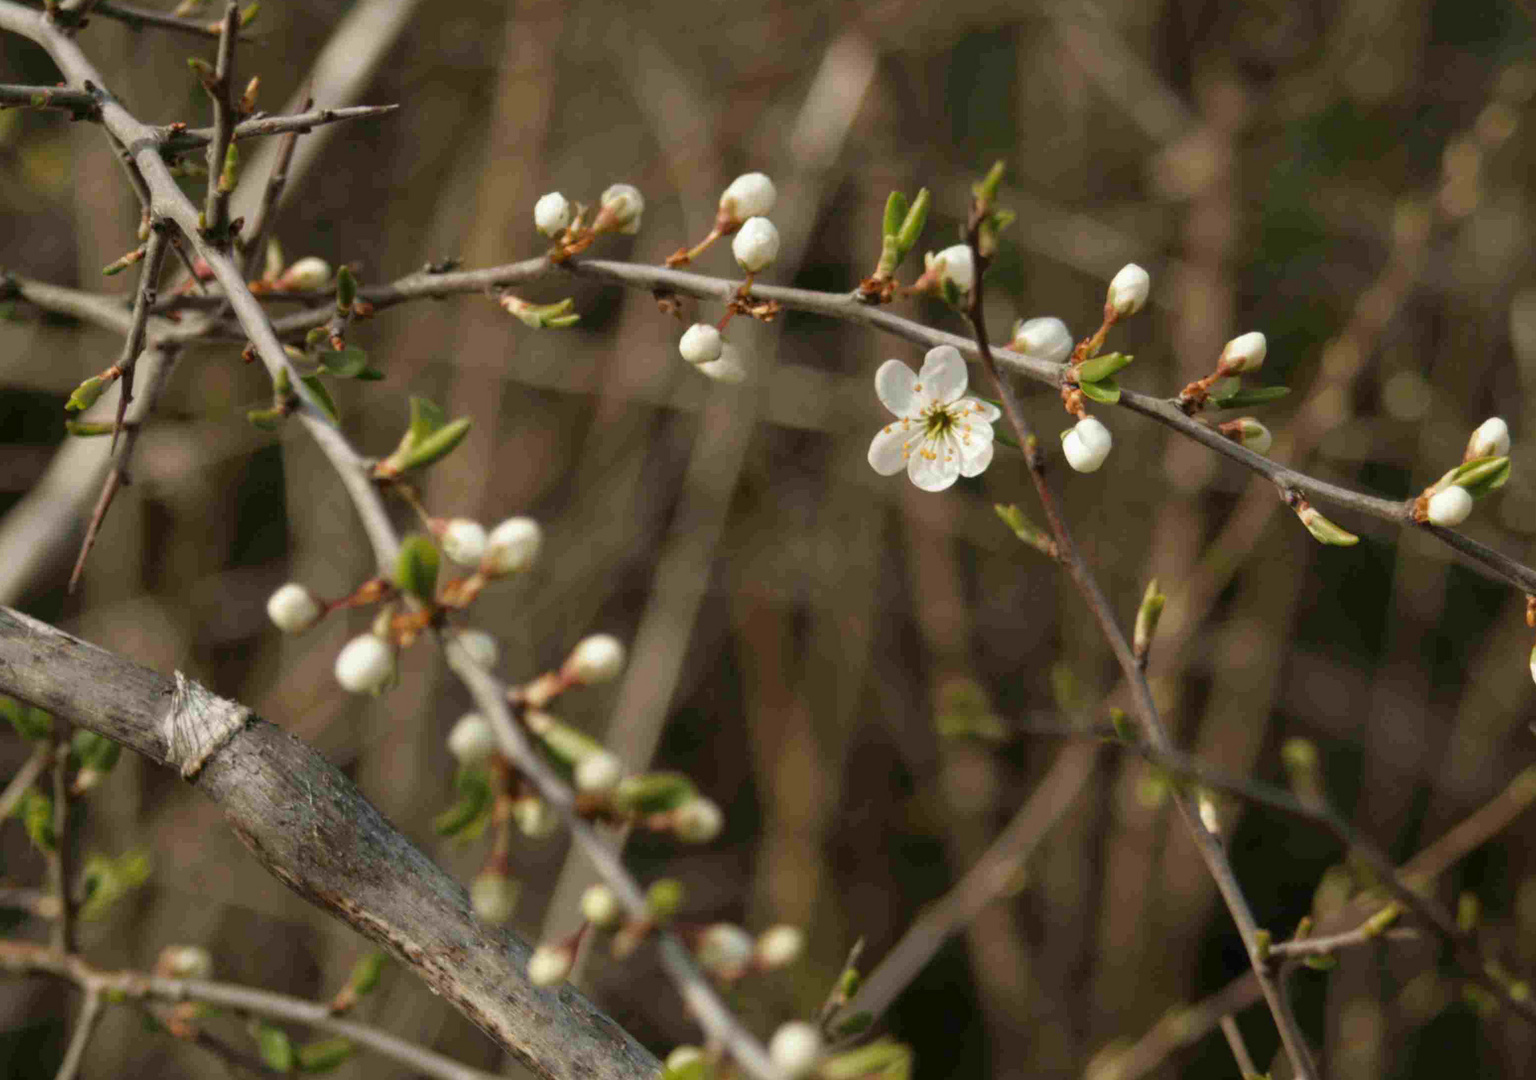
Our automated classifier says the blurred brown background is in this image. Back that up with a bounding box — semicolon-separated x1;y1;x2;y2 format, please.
3;0;1536;1076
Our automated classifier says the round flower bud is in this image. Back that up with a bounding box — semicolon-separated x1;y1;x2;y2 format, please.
732;216;780;273
927;244;975;293
334;633;394;694
600;183;644;234
471;870;518;925
698;345;747;385
455;629;499;671
158;945;213;980
679;323;724;365
755;925;804;969
575;750;623;794
580;884;622;928
278;256;332;291
534;192;571;237
440;519;488;567
512;796;560;838
674;796;723;843
696;923;754;977
1062;416;1113;473
527;944;573;987
483;517;542;576
1469;416;1510;459
1233;418;1273;455
1426;485;1473;527
1010;316;1074;364
1107;263;1151;317
666;1047;705;1073
267;582;322;634
719;172;776;222
1219;331;1267;374
566;634;626;684
768;1021;824;1079
447;713;497;765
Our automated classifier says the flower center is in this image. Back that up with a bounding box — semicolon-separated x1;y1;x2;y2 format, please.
922;403;957;439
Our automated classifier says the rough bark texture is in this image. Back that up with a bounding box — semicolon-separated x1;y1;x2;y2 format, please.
0;604;659;1080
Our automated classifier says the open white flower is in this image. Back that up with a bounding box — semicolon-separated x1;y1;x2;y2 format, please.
868;345;999;492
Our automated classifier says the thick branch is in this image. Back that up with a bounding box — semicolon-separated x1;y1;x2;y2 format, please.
0;605;659;1080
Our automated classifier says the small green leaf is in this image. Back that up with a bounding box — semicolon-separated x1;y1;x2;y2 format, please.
298;1037;355;1072
71;730;121;772
22;789;54;851
1302;954;1339;971
895;188;930;254
1298;507;1359;546
347;952;386;997
972;161;1006;206
1078;376;1120;404
408;396;448;444
66;375;108;413
1209;385;1291;409
1109;707;1135;743
1444;456;1510;500
252;1022;295;1072
317;347;370;379
663;1056;708;1080
934;678;1006;740
79;849;151;920
993;504;1051;551
613;772;696;814
334;265;357;310
65;421;115;437
830;1011;873;1039
396;417;470;472
354;367;386;381
3;697;53;741
246;407;284;432
1075;351;1133;383
821;1039;913;1080
646;878;684;919
882;191;909;238
434;766;493;838
299;375;339;424
394;533;440;601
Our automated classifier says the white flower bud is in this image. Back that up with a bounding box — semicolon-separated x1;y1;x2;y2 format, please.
534;192;571;237
696;923;754;977
1426;485;1473;526
1468;416;1510;459
440;519;487;566
600;183;644;234
768;1021;824;1079
334;634;394;694
679;323;723;365
527;944;573;987
266;583;322;634
720;172;776;222
159;945;213;980
1009;316;1073;364
755;925;804;969
674;796;723;843
926;244;975;293
278;256;332;291
732;216;780;273
483;517;542;576
575;750;623;794
1107;263;1150;316
567;633;625;684
471;871;518;925
580;884;622;928
666;1048;705;1073
1219;331;1267;374
512;796;560;838
447;713;497;765
455;629;499;671
1061;416;1113;473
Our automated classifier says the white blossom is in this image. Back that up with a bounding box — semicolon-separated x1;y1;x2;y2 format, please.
441;518;487;566
334;633;394;694
697;345;747;384
533;192;571;237
719;172;776;222
447;713;497;765
159;945;213;980
867;345;999;492
1426;485;1473;526
1009;316;1074;364
1061;416;1113;473
696;923;754;977
575;750;623;794
679;323;723;365
1469;416;1510;459
483;517;542;576
755;925;804;969
580;884;621;928
732;216;780;272
277;256;332;291
1107;263;1150;316
599;183;644;234
1219;331;1267;374
925;244;975;293
266;582;322;634
768;1022;824;1079
566;634;626;683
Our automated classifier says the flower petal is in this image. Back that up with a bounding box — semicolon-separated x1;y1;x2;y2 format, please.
917;345;968;404
959;433;994;477
957;396;1000;424
907;433;961;491
868;422;911;475
875;360;919;417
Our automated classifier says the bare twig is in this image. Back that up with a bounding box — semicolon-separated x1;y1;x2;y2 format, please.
200;3;240;241
109;223;171;449
239;94;311;281
0;82;97;117
48;724;74;955
85;1;249;41
162;103;399;155
52;986;101;1080
1217;1015;1259;1079
0;743;51;821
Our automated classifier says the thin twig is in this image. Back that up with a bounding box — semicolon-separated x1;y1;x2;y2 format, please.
110;222;171;449
1217;1015;1259;1079
48;724;74;956
0;742;51;821
162;103;399;154
240;94;311;281
201;2;240;241
52;987;101;1080
0;82;97;117
89;0;244;41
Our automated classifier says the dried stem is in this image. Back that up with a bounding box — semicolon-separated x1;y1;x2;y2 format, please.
162;103;399;155
201;2;240;241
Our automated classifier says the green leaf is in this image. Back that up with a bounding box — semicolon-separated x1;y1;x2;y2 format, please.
65;421;114;437
830;1011;873;1039
896;188;930;254
317;347;370;379
408;396;448;444
1302;954;1339;971
1078;376;1120;404
3;697;52;741
71;730;121;772
934;678;1006;740
335;265;357;310
821;1039;913;1080
1209;385;1291;409
433;766;493;838
613;772;696;814
66;375;108;413
298;376;339;424
396;417;470;472
882;191;909;238
79;849;151;920
354;367;386;381
246;407;284;431
298;1038;355;1072
22;789;54;851
394;534;440;601
252;1022;295;1072
347;952;386;997
1444;456;1510;500
1298;507;1359;546
1075;351;1133;383
663;1056;708;1080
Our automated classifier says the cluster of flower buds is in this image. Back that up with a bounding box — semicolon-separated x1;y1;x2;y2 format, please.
678;322;747;384
1417;417;1511;528
666;172;778;268
531;182;645;261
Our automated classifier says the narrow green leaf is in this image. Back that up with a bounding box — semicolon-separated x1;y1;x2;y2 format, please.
394;533;440;601
881;191;908;238
1298;507;1359;546
347;952;386;997
895;188;930;255
66;375;108;413
1446;456;1510;499
298;375;339;424
396;416;470;472
433;767;493;838
1303;954;1339;971
252;1023;295;1072
1078;376;1120;404
1209;385;1291;409
246;407;284;431
1075;351;1133;383
298;1037;354;1072
317;347;370;379
335;265;357;310
65;421;115;437
613;772;696;814
408;396;447;444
